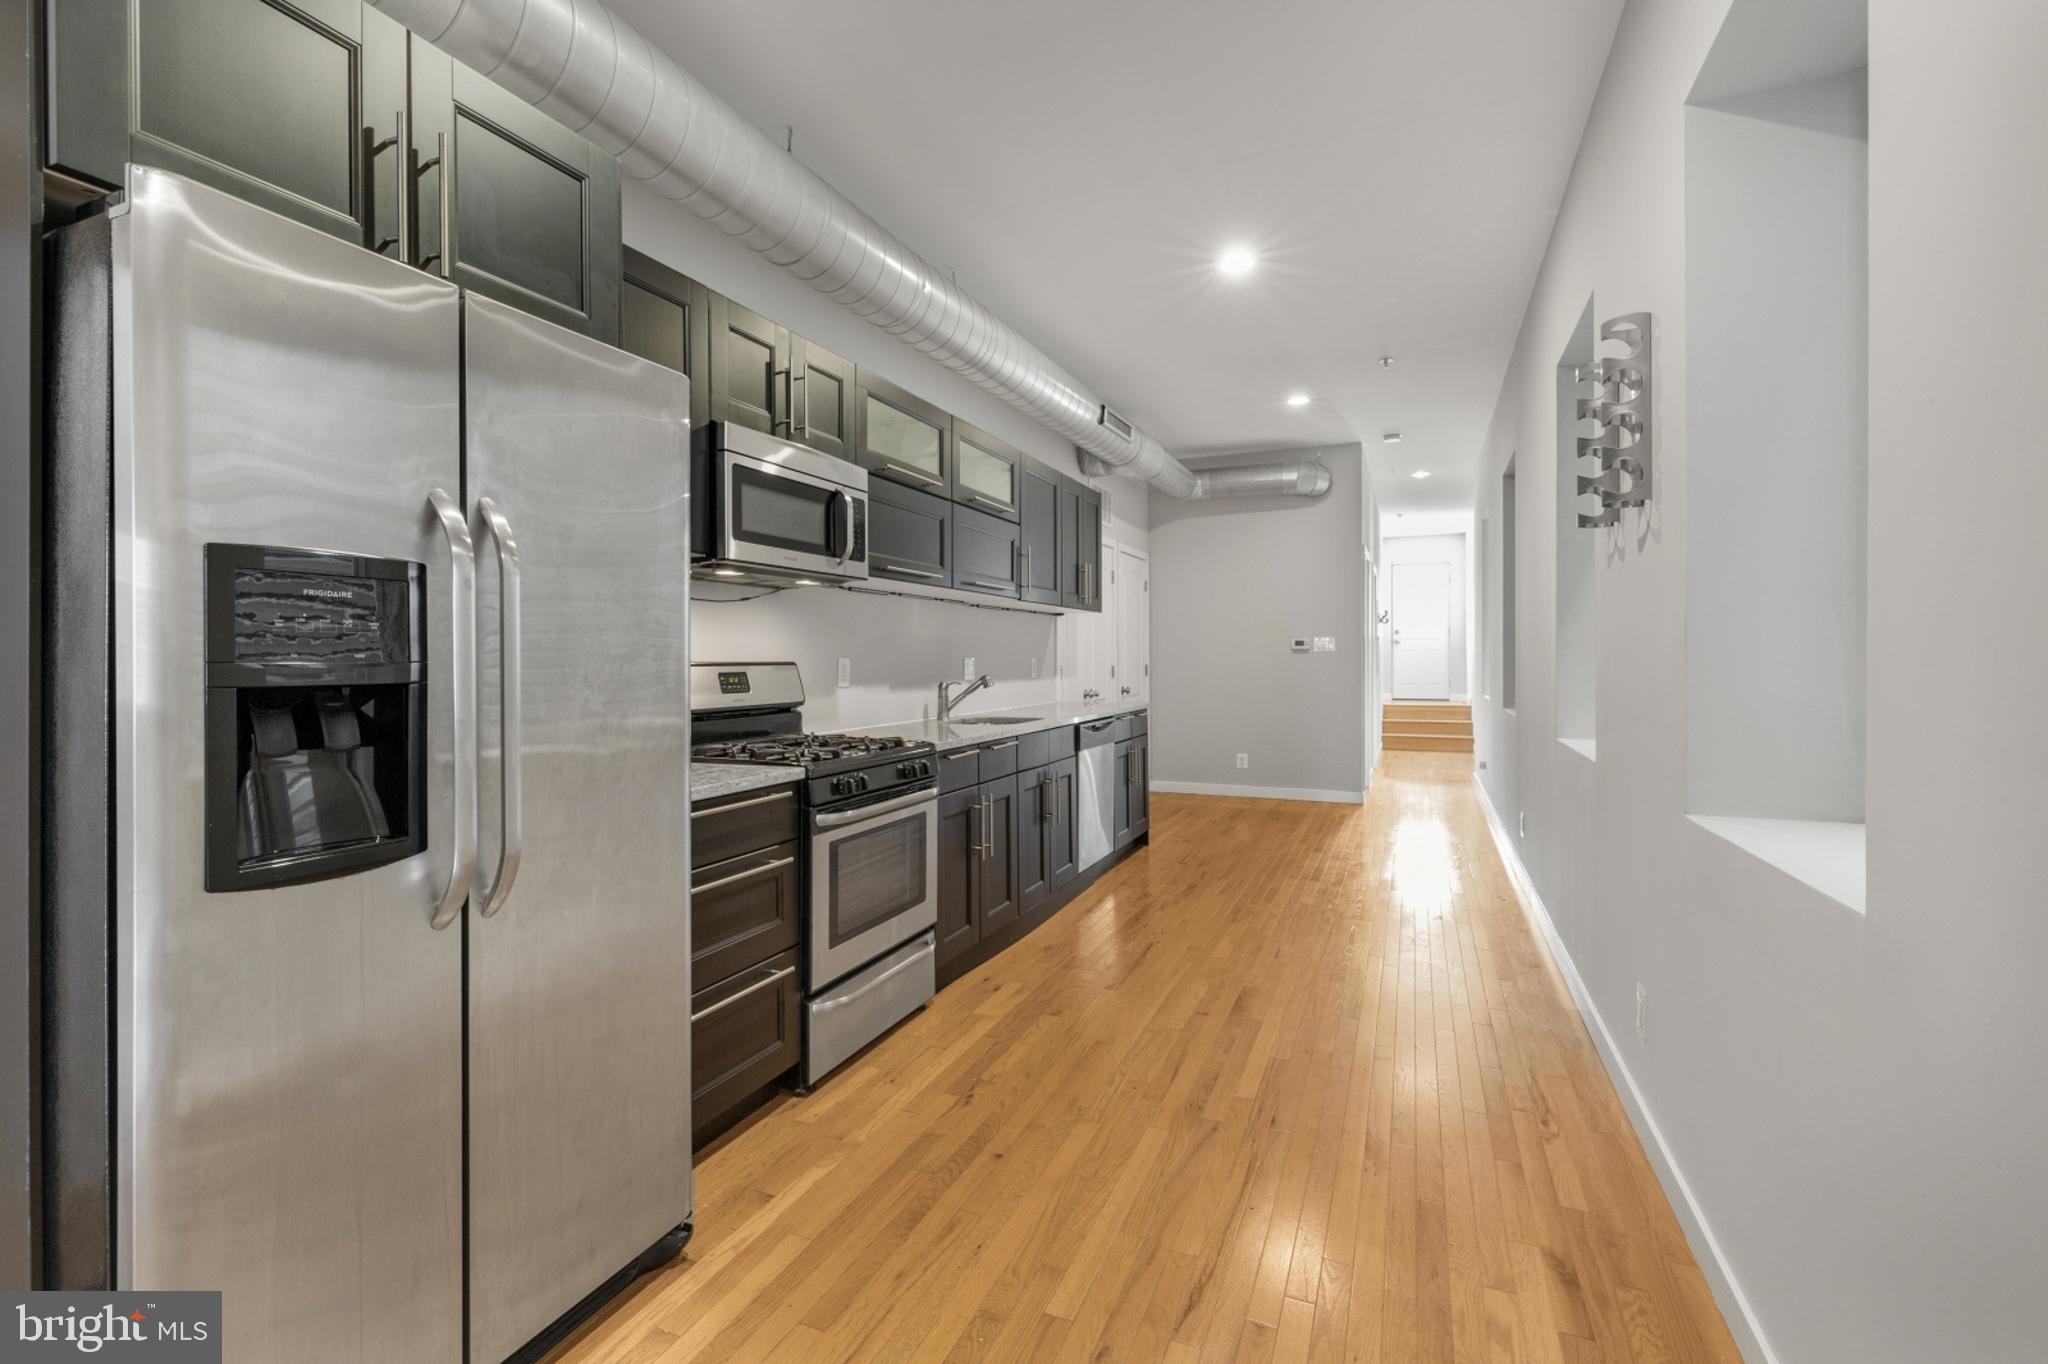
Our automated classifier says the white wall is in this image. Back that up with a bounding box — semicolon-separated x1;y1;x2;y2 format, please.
1379;530;1470;701
1148;447;1368;802
1469;3;2048;1361
623;184;1149;723
1685;72;1867;821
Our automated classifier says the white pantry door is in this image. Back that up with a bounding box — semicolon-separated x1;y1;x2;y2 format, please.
1390;560;1452;699
1115;545;1149;703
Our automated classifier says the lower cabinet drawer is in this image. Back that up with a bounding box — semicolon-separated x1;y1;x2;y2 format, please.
690;948;800;1137
691;841;800;989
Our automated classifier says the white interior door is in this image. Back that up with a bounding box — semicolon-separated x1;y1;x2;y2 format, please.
1390;560;1452;699
1116;545;1148;703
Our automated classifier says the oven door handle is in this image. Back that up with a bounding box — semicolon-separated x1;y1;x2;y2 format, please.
811;935;935;1014
813;786;938;829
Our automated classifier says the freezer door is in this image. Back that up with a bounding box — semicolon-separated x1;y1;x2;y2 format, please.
462;294;694;1363
112;169;465;1361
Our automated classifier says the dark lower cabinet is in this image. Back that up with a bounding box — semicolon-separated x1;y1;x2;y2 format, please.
1114;740;1135;851
691;842;800;992
689;948;800;1142
980;774;1021;937
936;786;982;966
1129;736;1150;840
1019;758;1079;919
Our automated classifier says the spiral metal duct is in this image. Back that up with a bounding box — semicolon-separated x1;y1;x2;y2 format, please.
367;0;1324;501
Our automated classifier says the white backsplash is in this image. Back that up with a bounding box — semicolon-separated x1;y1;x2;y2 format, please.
691;583;1061;730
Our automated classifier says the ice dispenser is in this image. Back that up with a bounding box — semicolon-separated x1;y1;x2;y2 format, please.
204;544;428;891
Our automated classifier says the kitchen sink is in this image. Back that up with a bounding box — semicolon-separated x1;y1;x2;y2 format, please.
948;716;1037;725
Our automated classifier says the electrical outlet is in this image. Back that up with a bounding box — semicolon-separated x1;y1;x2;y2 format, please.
1518;811;1527;838
1477;760;1488;771
1235;753;1249;770
1635;983;1649;1041
1030;658;1039;679
963;656;976;680
836;657;851;688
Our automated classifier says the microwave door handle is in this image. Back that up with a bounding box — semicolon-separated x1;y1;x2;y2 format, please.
474;495;523;918
426;489;477;931
840;491;856;562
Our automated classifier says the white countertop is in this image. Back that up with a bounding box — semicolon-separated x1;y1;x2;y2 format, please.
848;700;1147;754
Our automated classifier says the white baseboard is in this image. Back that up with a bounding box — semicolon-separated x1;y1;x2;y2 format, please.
1151;780;1363;805
1473;783;1778;1364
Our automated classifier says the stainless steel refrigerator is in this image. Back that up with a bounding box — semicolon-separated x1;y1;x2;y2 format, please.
43;167;693;1362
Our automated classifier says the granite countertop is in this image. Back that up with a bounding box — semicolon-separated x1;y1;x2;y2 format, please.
690;762;804;803
848;700;1148;755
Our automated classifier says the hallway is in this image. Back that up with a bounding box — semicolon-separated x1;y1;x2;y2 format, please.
553;754;1740;1363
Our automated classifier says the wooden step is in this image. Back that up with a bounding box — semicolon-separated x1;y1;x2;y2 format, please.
1382;718;1472;739
1383;733;1473;753
1384;701;1471;723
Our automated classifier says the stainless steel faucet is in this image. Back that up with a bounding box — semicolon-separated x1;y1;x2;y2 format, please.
939;673;993;721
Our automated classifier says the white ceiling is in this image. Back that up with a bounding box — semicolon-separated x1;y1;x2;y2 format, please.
610;0;1625;514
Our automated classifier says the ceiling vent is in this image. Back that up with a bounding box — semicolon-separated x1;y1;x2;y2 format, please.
1097;406;1135;442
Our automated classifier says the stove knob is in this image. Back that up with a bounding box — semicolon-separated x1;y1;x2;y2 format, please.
832;776;849;797
856;773;870;792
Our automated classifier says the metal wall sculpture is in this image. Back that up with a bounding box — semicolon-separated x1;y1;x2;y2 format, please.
1573;312;1653;528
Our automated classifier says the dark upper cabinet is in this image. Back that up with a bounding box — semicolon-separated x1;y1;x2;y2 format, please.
1019;459;1063;606
867;479;953;587
621;248;710;428
48;1;624;340
48;0;398;244
792;336;857;461
952;505;1020;600
856;369;951;495
980;775;1021;937
951;419;1022;523
936;786;981;967
407;50;621;341
1058;477;1104;611
707;293;789;435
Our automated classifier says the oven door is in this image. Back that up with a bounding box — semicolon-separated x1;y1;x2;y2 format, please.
809;786;938;985
720;449;867;581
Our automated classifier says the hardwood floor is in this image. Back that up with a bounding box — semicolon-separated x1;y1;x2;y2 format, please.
551;752;1741;1363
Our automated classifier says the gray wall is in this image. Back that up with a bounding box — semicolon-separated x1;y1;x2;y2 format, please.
1471;2;2048;1359
1148;447;1365;801
622;184;1148;724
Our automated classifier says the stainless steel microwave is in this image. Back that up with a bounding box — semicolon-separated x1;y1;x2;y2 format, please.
693;421;870;585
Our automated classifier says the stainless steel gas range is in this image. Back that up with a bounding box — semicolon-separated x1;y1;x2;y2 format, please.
691;664;938;1086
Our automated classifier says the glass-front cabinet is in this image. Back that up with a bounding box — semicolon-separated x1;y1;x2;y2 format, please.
951;419;1022;522
856;369;951;494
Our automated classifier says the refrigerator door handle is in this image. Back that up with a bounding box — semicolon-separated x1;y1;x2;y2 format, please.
427;488;478;930
475;495;524;918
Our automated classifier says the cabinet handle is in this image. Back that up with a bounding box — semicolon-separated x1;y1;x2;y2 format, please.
693;854;795;894
699;788;794;815
877;460;944;489
689;964;795;1024
1040;770;1056;823
875;561;945;580
985;739;1018;751
983;794;995;861
959;575;1014;591
772;366;793;434
415;131;452;276
968;795;985;855
965;492;1013;512
362;110;406;257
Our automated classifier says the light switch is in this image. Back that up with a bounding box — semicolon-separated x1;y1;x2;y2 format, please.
1313;636;1336;653
836;657;851;688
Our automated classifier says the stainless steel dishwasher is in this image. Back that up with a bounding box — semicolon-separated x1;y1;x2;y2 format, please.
1076;717;1119;872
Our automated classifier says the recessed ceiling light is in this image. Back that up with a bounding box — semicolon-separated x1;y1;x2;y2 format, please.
1382;432;1403;444
1378;355;1396;368
1285;393;1311;408
1217;246;1258;277
1411;470;1431;480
